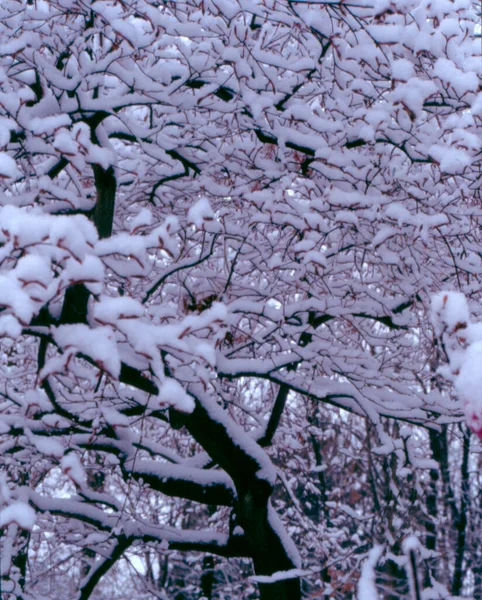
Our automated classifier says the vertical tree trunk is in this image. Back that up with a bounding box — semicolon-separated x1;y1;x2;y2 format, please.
181;396;302;600
452;427;470;596
92;164;116;239
12;529;30;599
201;556;215;599
425;429;440;585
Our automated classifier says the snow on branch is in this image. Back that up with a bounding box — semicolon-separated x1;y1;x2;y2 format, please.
27;491;248;558
431;291;482;436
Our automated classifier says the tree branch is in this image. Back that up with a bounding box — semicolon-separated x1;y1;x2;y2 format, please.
79;536;132;600
258;384;290;447
124;460;236;506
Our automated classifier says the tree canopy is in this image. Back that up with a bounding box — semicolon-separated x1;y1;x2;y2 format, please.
0;0;480;598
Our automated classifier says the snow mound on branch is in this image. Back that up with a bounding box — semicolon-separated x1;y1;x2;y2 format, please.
0;315;22;339
93;296;144;324
53;324;121;378
431;291;469;336
157;378;194;413
31;435;64;458
0;502;36;530
431;292;482;438
357;545;383;600
188;197;217;230
61;454;86;488
456;343;482;438
0;153;21;178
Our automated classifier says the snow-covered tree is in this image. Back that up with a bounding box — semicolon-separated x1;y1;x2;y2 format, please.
0;0;480;598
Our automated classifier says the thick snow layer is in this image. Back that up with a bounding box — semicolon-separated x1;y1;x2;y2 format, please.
101;406;131;428
53;324;121;378
431;291;469;335
29;114;71;136
61;454;86;488
0;153;21;178
187;197;215;229
391;78;438;117
53;128;78;155
0;315;22;339
129;207;152;231
402;534;420;554
268;502;302;568
434;58;479;95
127;458;235;493
0;502;36;530
93;296;144;325
431;292;482;438
456;342;482;438
157;378;195;413
357;545;383;600
250;568;314;583
13;254;51;286
31;435;64;458
391;59;415;81
429;144;472;174
0;276;35;323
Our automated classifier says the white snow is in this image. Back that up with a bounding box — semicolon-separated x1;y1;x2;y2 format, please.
302;250;327;267
53;128;78;155
431;291;469;336
112;18;139;46
471;93;482;116
62;254;105;293
129;207;152;232
13;254;51;287
0;276;36;323
391;78;438;117
31;435;64;458
50;215;99;260
456;342;482;437
433;58;479;95
61;454;86;488
126;458;235;495
157;378;194;413
357;545;383;600
29;114;71;136
93;296;144;325
431;292;482;438
250;568;314;583
0;153;21;178
0;502;36;530
101;406;131;428
268;502;302;568
0;315;22;338
187;198;215;229
429;144;472;174
391;59;415;82
53;324;121;378
402;534;420;554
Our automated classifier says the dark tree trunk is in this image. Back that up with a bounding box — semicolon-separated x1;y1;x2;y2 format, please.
181;396;302;600
201;556;215;599
452;427;470;596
